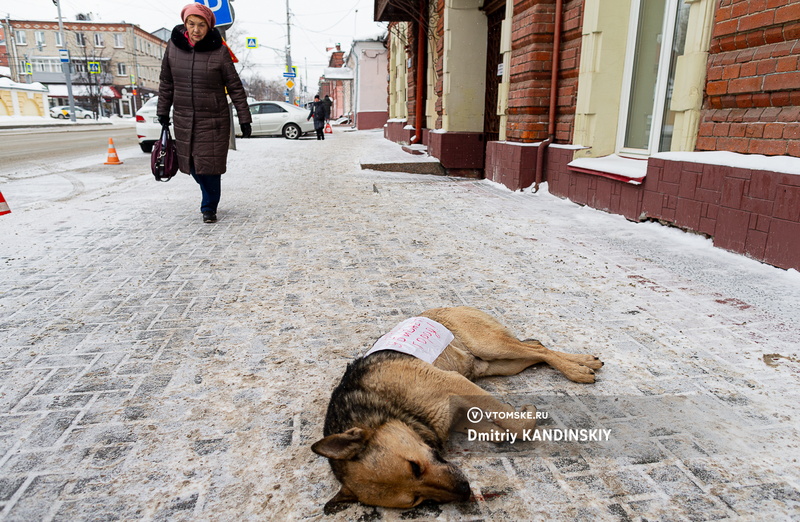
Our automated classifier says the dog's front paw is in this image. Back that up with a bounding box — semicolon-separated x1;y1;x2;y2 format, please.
562;353;604;370
493;405;537;433
520;404;538;431
564;362;597;384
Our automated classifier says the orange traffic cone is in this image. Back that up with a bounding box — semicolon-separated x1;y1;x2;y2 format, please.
104;138;123;165
0;192;10;216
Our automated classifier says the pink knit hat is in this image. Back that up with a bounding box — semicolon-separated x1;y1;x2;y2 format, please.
181;3;216;29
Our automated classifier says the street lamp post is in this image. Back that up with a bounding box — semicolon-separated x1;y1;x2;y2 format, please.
53;0;77;122
285;0;294;104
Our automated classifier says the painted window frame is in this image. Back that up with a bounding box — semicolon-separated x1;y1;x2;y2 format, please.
616;0;682;157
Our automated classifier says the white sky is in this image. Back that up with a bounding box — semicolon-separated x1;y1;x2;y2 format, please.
0;0;387;87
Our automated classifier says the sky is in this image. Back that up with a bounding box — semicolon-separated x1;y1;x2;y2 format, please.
0;0;388;88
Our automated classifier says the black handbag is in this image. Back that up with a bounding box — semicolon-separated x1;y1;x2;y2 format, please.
151;127;178;182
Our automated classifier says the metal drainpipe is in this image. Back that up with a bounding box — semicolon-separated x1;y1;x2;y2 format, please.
410;0;427;145
534;0;563;192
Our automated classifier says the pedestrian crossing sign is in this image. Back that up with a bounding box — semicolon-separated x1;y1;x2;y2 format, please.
246;37;258;49
88;62;101;74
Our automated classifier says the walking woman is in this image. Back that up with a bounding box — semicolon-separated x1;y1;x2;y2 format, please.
157;3;252;223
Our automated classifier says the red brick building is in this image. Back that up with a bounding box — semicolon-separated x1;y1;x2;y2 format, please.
376;0;800;270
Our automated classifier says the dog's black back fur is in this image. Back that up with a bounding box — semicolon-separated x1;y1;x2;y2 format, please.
322;351;445;481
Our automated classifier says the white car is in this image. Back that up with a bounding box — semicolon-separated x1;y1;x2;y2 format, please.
50;105;94;119
135;96;173;153
234;101;315;140
136;98;313;152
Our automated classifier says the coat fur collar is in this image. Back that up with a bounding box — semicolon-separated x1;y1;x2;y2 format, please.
170;24;223;52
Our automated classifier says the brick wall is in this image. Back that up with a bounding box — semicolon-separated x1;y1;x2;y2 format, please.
699;0;800;156
545;152;800;271
507;0;583;142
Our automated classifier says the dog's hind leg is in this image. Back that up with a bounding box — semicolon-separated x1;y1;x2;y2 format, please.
522;340;603;370
479;340;601;384
424;307;603;384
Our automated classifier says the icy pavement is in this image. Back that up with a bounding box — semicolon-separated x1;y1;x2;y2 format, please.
0;129;799;521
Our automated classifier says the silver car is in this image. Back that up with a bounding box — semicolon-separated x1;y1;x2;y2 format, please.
136;97;313;152
235;101;315;140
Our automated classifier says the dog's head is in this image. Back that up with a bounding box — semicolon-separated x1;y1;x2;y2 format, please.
311;420;471;511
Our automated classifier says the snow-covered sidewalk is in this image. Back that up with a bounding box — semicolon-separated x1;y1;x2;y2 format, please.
1;129;798;520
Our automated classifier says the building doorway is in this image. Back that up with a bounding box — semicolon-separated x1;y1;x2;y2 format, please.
483;0;505;143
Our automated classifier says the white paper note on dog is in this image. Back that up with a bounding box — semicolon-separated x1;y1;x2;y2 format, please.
365;317;454;364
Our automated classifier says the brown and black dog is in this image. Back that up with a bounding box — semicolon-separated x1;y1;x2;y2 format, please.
312;306;603;512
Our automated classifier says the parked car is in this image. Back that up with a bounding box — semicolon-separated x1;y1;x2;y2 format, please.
333;114;352;125
135;96;173;153
50;105;94;119
136;98;313;153
234;101;315;139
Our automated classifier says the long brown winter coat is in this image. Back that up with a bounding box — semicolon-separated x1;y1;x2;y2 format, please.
157;25;251;175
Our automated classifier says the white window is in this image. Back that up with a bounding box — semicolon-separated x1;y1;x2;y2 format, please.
74;61;86;73
94;33;104;47
113;33;124;47
617;0;691;155
76;33;86;47
35;31;46;47
55;32;63;47
117;62;127;76
15;30;27;45
33;58;62;73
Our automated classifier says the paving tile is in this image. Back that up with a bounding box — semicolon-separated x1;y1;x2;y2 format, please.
0;130;798;520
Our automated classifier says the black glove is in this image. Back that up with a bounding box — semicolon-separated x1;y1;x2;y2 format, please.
157;114;170;127
240;122;252;139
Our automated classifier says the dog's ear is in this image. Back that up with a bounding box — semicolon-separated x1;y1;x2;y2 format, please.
311;427;372;460
323;486;358;515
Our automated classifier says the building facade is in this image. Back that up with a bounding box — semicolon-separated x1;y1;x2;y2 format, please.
346;38;390;129
2;18;167;116
376;0;800;271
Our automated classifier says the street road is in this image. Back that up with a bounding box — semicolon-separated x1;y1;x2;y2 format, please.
0;124;137;167
0;122;142;210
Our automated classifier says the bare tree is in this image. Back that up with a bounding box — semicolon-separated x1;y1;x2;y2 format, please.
70;30;114;117
243;73;284;101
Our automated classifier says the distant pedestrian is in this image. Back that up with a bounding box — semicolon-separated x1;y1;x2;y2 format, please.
157;3;252;224
308;95;327;140
323;95;333;122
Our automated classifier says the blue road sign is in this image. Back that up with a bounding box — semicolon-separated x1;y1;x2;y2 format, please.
246;37;257;49
195;0;233;27
59;49;70;63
